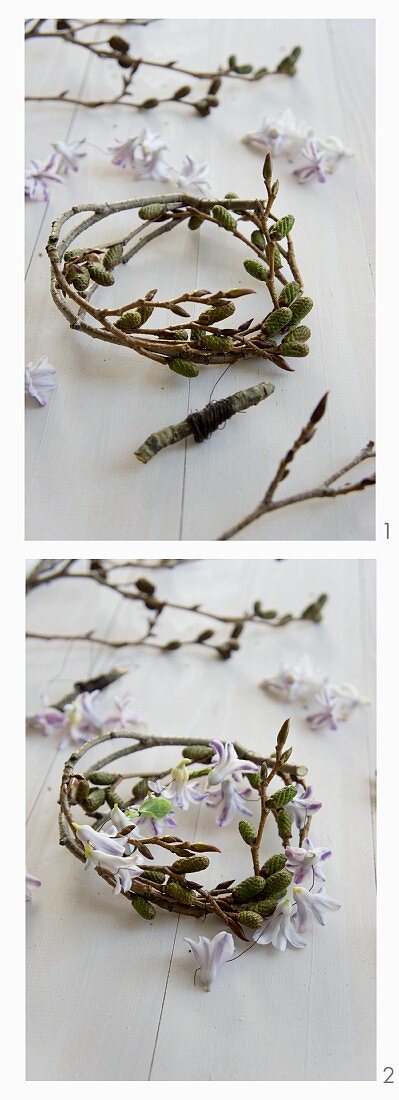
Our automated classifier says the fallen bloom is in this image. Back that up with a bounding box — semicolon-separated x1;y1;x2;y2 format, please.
26;872;42;901
25;356;56;407
52;138;87;176
257;896;306;951
293;885;341;932
177;154;212;195
25;153;64;201
184;931;235;990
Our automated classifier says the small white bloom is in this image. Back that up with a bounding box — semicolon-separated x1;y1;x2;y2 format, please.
208;740;259;787
257;895;307;951
293;885;341;932
261;655;326;703
244;108;313;158
84;846;144;896
177;155;211;195
26;872;41;901
25;356;56;407
184;931;235;990
109;127;173;182
317;135;354;172
73;822;125;857
285;838;331;887
52;139;87;176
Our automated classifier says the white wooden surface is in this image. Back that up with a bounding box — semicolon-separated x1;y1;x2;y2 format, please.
26;559;376;1080
25;19;375;541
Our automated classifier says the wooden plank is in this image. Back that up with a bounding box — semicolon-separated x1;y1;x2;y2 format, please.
25;19;374;540
26;559;375;1080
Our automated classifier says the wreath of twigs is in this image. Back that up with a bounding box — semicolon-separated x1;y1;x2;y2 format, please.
59;721;310;941
47;154;312;379
25;19;301;118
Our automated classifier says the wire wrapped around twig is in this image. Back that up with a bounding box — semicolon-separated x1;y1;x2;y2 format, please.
135;382;275;463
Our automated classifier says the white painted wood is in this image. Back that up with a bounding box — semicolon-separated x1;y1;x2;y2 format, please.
26;559;376;1080
25;19;375;540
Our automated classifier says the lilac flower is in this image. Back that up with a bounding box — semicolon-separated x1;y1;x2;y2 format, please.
184;931;235;990
25;153;64;201
330;682;369;719
317;135;353;172
51;139;87;176
109;127;173;181
177;155;211;195
25;356;56;407
84;846;144;896
285;838;331;887
293;139;328;184
73;822;126;858
286;784;322;829
32;696;67;737
26;873;41;901
62;690;103;745
244;108;312;158
208;740;259;787
152;762;205;812
306;686;342;731
261;654;326;703
204;777;254;827
293;885;341;932
257;896;306;951
105;692;142;730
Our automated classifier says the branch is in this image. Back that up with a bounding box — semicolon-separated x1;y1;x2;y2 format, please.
219;394;375;539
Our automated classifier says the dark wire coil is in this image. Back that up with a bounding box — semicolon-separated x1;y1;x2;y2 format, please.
188;397;235;443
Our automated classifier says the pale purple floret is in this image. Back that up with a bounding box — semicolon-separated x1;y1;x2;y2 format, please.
306;685;341;731
285;838;331;886
26;873;42;901
184;931;235;990
257;896;306;951
286;784;322;829
51;139;87;176
204;777;254;827
293;885;341;932
25;154;64;201
208;740;259;787
25;356;56;407
293;139;327;183
177;155;211;195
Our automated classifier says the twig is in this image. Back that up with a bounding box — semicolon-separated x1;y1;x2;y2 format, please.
26;21;301;118
219;394;375;539
135;382;275;463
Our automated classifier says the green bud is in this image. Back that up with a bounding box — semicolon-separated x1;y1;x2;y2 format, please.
250;897;281;917
115;311;143;332
276;810;293;841
268;785;297;809
234;63;253;74
237;910;264;929
283;325;311;344
169;359;199;378
243;258;268;282
212;205;237;231
278;281;301;306
70;266;90;293
198;302;236;324
63;247;86;262
105;788;123;809
260;853;287;878
301;593;328;621
238;820;258;846
279;340;309;357
164;328;188;341
270;215;295;241
166;882;197;904
288;297;313;325
132;896;156;920
139;302;154;324
188;214;203;230
83;788;106;813
182;744;213;762
232;876;266;902
87;264;115;286
262;307;292;337
141;870;166;884
88;771;118;786
196;331;234;353
263;869;292;897
74;779;90;805
171;856;210;875
251;230;266;250
138;203;166;220
103;242;123;270
273;245;282;269
131;777;151;801
248;772;261;791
